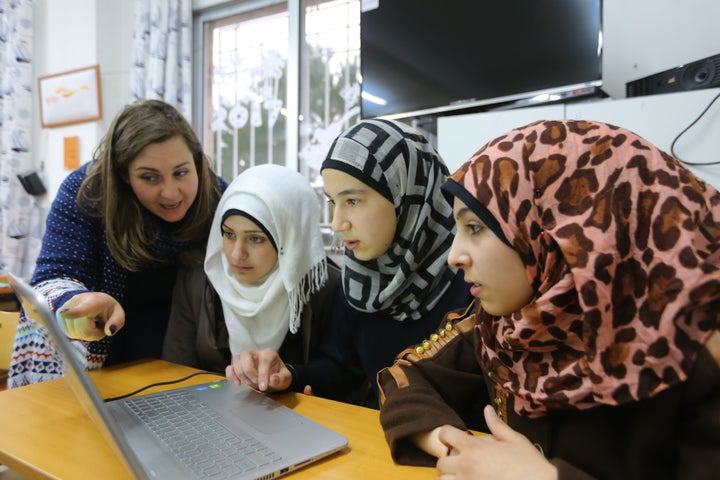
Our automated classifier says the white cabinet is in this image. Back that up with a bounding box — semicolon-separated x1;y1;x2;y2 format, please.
438;88;720;189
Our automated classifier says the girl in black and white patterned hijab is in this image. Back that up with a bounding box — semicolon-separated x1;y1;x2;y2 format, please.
224;119;472;406
321;118;456;321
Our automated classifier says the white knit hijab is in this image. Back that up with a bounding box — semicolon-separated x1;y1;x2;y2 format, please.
204;164;328;355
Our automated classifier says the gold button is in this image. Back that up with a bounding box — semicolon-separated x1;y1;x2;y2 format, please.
422;341;431;351
430;333;439;342
495;397;503;406
438;329;446;338
445;322;453;331
415;346;425;355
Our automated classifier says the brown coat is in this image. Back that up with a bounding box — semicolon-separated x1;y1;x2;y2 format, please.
377;305;720;480
162;260;341;373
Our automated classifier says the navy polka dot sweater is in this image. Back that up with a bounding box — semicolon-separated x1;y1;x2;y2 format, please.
8;162;225;387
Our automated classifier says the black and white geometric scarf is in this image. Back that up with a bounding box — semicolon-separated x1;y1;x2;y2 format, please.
321;119;457;321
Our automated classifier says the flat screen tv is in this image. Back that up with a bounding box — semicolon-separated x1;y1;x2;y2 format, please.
360;0;603;119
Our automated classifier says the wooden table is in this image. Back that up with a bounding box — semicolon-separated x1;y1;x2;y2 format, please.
0;359;436;479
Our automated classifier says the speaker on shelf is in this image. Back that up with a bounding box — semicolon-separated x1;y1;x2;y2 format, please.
626;53;720;98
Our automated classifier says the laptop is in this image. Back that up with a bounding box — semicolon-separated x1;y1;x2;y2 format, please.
7;272;348;479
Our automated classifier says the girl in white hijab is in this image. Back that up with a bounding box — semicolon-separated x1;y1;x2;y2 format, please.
162;164;340;372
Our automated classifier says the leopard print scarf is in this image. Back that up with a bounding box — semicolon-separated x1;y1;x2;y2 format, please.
448;119;720;417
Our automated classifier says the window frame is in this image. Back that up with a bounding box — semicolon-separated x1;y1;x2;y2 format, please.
192;0;301;173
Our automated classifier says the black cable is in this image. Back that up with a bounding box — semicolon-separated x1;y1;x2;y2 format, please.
103;371;225;402
670;91;720;166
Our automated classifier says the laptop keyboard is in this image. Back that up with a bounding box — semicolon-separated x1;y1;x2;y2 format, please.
124;390;283;479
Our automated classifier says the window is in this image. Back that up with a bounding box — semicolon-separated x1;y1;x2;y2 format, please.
194;0;360;190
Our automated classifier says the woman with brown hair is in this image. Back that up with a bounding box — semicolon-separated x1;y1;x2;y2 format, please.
8;99;226;388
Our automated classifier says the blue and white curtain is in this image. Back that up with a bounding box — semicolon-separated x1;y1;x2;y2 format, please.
0;0;37;278
131;0;192;118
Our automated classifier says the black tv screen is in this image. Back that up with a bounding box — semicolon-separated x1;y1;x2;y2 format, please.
360;0;603;118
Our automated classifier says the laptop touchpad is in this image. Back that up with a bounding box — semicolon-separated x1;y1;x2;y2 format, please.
230;391;304;434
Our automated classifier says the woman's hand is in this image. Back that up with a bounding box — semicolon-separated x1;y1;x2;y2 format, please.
225;348;292;392
435;405;557;480
412;427;449;458
56;292;125;341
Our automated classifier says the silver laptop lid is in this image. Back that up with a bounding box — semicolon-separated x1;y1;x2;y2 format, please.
7;272;149;479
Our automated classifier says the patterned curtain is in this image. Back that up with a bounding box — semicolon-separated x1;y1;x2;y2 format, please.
0;0;36;277
131;0;192;118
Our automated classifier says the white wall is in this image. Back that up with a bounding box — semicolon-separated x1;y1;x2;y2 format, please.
34;0;100;202
32;0;132;203
602;0;720;99
31;0;720;199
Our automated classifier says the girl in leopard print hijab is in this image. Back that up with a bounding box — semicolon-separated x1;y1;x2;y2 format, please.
446;119;720;416
378;119;720;479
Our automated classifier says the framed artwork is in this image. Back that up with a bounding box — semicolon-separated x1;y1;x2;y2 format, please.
38;65;103;128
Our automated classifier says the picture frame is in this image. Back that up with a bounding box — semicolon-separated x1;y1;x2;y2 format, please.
38;65;103;128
